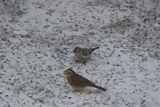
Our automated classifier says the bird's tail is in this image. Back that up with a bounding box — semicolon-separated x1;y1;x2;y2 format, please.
94;85;107;92
91;47;99;53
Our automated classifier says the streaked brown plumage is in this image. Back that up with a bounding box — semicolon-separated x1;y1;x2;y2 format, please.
64;68;107;92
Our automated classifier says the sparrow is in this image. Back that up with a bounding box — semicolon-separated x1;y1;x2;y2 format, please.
72;46;99;62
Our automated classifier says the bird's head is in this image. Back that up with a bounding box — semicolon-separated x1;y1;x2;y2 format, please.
64;68;75;77
72;47;81;53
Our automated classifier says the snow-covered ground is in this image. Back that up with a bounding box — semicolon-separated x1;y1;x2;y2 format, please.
0;0;160;107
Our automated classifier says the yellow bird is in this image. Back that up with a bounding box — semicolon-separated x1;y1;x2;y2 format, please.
64;68;107;92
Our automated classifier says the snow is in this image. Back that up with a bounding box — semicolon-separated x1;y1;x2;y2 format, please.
0;0;160;107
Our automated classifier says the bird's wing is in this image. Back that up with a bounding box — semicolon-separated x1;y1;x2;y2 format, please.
71;74;96;87
81;48;92;56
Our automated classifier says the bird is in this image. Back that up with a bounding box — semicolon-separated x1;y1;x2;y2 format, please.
64;68;107;92
72;46;99;62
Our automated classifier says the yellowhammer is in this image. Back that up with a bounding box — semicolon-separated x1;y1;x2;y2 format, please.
64;68;107;92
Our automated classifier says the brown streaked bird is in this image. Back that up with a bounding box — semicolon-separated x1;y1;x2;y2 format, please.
64;68;107;92
72;46;99;62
